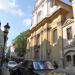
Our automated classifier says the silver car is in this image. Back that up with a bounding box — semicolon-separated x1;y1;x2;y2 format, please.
7;61;17;69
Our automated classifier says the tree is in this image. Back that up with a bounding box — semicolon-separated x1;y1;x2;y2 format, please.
13;30;29;57
69;0;73;2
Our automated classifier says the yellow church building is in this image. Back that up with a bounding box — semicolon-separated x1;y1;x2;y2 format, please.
25;0;74;68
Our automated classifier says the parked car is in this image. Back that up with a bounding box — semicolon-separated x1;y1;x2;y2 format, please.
7;61;18;70
18;60;55;75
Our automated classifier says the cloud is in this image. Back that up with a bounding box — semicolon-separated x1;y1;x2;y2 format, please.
0;0;24;17
23;18;31;25
15;9;24;17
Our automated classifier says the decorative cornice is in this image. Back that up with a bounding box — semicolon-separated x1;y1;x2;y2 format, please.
28;8;71;37
29;8;61;35
64;42;75;49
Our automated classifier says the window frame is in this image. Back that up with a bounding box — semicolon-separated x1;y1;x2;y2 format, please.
37;10;42;23
53;29;58;43
66;27;72;40
36;34;40;46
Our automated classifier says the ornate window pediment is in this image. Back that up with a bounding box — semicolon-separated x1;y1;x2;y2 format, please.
63;19;74;26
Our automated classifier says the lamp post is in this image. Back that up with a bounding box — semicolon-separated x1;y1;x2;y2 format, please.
4;23;10;49
2;23;10;64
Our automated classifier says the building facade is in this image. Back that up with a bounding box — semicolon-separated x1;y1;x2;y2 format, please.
0;27;4;58
25;0;74;67
62;0;75;68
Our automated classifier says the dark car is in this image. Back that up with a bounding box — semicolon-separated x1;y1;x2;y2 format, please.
18;60;54;75
33;60;54;75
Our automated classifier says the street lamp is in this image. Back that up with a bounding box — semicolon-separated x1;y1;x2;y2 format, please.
0;22;10;67
2;23;10;62
4;23;10;48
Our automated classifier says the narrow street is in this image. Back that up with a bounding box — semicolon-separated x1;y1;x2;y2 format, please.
0;0;75;75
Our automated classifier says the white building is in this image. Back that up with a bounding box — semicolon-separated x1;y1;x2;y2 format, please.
62;0;75;67
10;46;16;57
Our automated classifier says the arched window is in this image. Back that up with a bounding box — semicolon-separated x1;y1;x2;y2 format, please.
66;55;71;62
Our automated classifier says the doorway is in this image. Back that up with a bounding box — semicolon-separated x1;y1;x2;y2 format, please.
73;55;75;66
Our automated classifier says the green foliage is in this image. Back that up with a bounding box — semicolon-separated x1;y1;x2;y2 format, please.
13;30;29;57
69;0;73;2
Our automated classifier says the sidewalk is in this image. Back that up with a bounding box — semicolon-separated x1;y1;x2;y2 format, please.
0;68;2;75
56;67;75;75
2;63;10;75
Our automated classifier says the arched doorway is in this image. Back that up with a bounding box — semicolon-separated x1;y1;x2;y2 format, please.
64;50;75;67
66;55;71;66
66;55;71;62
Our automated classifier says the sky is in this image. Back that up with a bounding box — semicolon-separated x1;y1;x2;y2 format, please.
0;0;71;46
0;0;35;46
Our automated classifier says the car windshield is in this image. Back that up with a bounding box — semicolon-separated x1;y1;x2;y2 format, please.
33;61;54;70
9;61;17;64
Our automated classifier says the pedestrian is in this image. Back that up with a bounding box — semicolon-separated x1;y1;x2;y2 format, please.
53;61;58;69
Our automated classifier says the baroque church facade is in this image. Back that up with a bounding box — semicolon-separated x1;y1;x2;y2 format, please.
25;0;75;68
